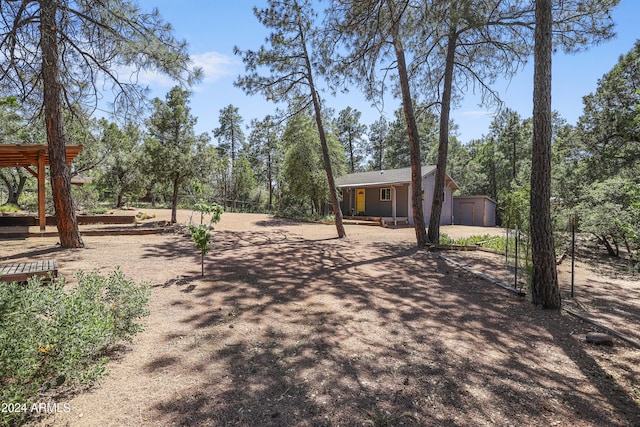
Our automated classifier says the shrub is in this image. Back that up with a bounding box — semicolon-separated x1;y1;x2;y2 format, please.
0;269;149;426
0;204;19;213
135;211;156;220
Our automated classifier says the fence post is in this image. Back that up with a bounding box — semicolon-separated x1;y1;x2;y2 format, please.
505;228;509;267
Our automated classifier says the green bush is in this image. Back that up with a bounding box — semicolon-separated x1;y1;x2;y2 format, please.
0;204;19;213
0;269;149;426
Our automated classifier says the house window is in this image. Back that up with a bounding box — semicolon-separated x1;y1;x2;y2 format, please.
380;187;391;201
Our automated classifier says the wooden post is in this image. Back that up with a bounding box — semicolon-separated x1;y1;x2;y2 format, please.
38;149;46;231
391;186;397;225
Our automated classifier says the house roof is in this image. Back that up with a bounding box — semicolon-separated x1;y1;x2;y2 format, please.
335;165;459;189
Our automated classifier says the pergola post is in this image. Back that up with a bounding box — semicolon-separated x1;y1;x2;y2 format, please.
38;149;46;231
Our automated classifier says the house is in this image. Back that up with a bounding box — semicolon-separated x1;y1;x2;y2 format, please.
453;195;497;227
335;165;459;225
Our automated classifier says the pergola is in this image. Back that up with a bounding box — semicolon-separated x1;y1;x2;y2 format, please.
0;144;83;231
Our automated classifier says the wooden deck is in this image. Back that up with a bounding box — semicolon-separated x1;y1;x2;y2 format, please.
343;216;410;227
0;260;58;282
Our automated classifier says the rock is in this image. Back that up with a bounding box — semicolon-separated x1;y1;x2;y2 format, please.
586;332;614;346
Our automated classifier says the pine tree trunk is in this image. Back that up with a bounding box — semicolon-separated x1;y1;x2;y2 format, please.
530;0;560;309
268;151;273;211
428;31;457;244
300;23;346;239
171;176;179;224
389;4;426;247
40;0;84;248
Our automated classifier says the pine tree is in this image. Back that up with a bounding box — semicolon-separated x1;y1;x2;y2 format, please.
0;1;197;247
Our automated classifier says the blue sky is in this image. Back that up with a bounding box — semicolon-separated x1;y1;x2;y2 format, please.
141;0;639;144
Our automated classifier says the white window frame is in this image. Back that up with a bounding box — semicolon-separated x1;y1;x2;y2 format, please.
380;187;392;202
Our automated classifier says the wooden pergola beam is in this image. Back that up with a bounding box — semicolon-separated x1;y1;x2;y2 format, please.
0;144;83;231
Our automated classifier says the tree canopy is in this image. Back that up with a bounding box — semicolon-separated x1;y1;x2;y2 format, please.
142;86;213;224
0;0;199;247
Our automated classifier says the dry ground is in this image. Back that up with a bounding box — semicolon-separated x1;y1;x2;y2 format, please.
1;210;639;426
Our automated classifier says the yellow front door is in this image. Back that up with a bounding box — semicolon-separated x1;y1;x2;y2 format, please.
356;188;365;215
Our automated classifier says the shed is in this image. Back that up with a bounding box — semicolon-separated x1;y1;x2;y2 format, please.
453;195;496;227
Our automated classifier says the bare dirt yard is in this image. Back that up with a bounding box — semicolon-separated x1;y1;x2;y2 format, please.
2;210;639;426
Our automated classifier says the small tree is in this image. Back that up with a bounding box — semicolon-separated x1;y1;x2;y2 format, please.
142;86;213;223
189;201;223;277
234;0;347;238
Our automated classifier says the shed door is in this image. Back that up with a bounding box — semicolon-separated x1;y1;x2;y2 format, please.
460;202;474;225
356;188;365;215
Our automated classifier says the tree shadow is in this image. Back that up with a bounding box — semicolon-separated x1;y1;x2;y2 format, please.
141;228;639;426
0;245;66;261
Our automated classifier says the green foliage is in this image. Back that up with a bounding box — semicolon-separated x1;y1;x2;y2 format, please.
213;104;246;162
280;112;345;216
136;211;156;220
578;177;640;259
230;156;258;209
71;183;102;214
0;0;199;116
0;204;19;213
334;107;367;173
142;86;214;222
578;41;640;178
554;42;640;263
92;120;144;208
247;115;283;210
367;117;389;171
384;106;440;169
440;233;513;254
188;201;223;276
0;270;149;426
500;186;530;231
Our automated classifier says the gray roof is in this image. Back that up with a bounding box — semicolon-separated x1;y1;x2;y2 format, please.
335;165;438;188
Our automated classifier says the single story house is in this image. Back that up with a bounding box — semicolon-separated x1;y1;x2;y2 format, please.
453;195;497;227
335;165;459;225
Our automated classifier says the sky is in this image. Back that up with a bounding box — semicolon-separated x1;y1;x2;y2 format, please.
138;0;639;145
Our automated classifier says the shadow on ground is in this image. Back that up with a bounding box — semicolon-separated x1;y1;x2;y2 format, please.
138;227;639;426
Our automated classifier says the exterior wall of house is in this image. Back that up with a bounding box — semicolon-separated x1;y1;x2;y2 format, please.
363;187;391;217
339;189;353;215
417;174;455;226
340;185;410;218
453;196;496;226
338;175;456;225
395;184;409;217
405;175;455;226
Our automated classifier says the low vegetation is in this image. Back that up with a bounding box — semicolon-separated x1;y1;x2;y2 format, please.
188;201;223;277
0;270;149;427
0;204;19;214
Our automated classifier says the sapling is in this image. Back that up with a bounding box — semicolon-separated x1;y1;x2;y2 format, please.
189;201;223;276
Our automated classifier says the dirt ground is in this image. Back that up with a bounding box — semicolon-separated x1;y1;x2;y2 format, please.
2;209;639;427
